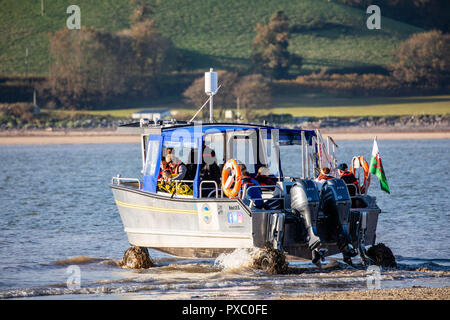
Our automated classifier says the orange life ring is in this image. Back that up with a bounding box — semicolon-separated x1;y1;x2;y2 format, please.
221;159;243;198
350;156;371;194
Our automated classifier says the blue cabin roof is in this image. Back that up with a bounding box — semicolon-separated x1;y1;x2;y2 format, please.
159;122;316;145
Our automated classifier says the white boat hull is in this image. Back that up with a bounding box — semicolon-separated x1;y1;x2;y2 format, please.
111;185;254;256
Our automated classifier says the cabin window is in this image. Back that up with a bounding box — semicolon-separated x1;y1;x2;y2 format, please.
204;133;225;165
260;130;281;178
228;131;257;174
280;145;302;179
163;146;194;165
144;139;160;177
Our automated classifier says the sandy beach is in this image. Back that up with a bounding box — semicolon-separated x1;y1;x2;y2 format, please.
285;286;450;300
0;129;449;145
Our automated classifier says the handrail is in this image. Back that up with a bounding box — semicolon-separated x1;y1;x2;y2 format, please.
111;176;142;190
242;185;285;209
199;180;219;198
242;184;284;199
346;183;359;196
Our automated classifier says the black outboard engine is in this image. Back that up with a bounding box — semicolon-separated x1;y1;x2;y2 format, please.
321;178;357;264
290;180;322;264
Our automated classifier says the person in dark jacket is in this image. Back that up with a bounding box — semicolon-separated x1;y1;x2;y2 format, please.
337;163;359;196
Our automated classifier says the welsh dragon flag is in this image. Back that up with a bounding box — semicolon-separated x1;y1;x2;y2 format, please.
369;138;390;194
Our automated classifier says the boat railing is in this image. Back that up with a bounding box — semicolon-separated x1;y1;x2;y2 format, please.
346;184;360;196
199;180;219;198
111;175;142;190
242;185;285;209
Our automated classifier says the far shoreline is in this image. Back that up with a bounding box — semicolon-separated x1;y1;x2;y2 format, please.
0;129;449;145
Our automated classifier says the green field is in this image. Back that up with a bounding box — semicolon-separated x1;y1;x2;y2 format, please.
0;0;422;75
268;95;450;117
48;95;449;119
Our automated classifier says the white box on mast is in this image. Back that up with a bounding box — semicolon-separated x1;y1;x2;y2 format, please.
205;68;218;95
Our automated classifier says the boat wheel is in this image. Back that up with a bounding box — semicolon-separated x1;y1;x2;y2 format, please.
366;243;397;268
252;248;288;274
120;246;154;269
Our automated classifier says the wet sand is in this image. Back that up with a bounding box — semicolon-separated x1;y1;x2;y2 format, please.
0;129;449;145
285;286;450;300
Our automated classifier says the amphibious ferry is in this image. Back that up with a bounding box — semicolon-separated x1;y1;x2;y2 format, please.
110;69;388;269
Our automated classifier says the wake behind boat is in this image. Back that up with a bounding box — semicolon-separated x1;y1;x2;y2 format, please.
110;69;395;271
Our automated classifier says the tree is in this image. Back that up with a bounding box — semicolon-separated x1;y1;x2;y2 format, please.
390;30;450;88
251;10;300;79
45;19;177;108
183;72;271;122
120;19;175;76
233;74;271;121
129;0;154;24
47;27;128;107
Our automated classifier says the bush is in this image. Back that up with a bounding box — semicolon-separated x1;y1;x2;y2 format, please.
390;30;450;88
233;74;271;121
183;72;271;121
42;19;177;109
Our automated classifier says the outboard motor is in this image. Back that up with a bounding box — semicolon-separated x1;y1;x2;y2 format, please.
321;178;357;264
290;180;322;264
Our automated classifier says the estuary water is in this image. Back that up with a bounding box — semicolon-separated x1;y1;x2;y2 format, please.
0;139;449;299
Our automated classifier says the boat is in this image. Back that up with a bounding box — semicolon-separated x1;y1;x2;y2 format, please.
110;69;391;269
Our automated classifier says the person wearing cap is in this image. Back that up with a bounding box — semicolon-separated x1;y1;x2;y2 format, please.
337;163;359;196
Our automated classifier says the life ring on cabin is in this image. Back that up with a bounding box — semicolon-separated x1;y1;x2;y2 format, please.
350;156;371;194
221;159;243;198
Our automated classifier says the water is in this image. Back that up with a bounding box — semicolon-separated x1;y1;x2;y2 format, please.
0;140;449;299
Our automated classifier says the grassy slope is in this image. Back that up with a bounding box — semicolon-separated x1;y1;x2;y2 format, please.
0;0;422;75
148;0;422;71
269;95;450;117
0;0;133;75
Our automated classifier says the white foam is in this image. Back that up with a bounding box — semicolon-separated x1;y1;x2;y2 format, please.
214;248;262;272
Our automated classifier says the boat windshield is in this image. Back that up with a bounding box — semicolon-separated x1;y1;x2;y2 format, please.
279;144;302;179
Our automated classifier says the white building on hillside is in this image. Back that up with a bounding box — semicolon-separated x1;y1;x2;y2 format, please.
131;109;171;121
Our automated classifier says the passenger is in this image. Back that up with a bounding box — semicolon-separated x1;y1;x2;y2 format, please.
200;144;221;196
167;154;187;181
157;169;173;193
337;163;359;196
317;167;334;181
184;148;198;181
160;169;172;183
314;167;334;190
166;148;174;156
255;166;277;186
158;157;169;179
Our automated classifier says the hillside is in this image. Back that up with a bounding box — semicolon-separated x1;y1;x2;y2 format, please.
0;0;423;76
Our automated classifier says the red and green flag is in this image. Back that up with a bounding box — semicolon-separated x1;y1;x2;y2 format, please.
369;138;390;194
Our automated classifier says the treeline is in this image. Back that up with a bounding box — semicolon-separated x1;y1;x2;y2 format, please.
32;6;449;114
38;17;179;109
0;103;123;130
338;0;450;32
